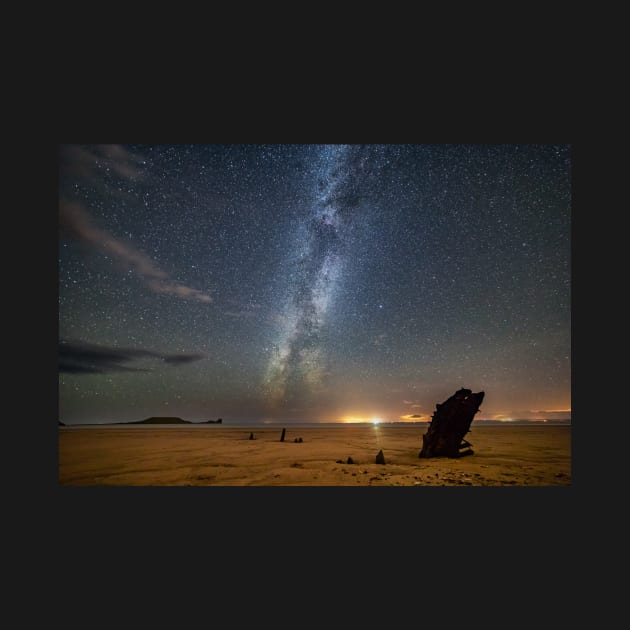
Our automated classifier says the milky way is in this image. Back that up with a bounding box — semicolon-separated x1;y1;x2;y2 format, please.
264;145;382;406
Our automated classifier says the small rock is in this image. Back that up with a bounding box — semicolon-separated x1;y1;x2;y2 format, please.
336;459;343;463
298;437;303;443
249;432;254;440
347;456;354;464
375;449;386;465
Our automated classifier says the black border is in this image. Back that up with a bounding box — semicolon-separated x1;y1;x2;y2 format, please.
42;102;585;583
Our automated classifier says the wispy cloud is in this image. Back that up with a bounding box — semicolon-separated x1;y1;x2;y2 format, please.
60;144;145;181
403;400;422;408
59;200;212;303
223;299;268;320
59;339;205;374
59;144;211;303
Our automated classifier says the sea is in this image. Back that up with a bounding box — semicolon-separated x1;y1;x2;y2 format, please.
60;419;570;429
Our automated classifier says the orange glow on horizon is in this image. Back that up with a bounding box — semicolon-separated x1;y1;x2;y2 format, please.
341;416;373;424
340;413;428;423
491;408;572;421
333;407;571;424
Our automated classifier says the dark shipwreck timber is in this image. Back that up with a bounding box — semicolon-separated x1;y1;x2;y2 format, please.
419;388;485;458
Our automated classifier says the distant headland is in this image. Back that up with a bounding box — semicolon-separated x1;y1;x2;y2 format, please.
115;417;223;425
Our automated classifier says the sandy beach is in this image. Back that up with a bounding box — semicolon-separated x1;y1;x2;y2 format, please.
58;424;571;486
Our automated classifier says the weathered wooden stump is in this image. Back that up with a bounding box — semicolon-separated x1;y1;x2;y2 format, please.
419;388;484;458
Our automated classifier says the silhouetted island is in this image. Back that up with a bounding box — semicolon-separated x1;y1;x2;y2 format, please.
118;417;223;425
130;417;189;424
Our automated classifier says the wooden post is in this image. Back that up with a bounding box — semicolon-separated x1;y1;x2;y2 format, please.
280;428;286;442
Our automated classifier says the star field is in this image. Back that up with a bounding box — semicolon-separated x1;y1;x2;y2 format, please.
58;144;571;424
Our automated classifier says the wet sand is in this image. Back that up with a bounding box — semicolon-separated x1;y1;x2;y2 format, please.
58;424;571;486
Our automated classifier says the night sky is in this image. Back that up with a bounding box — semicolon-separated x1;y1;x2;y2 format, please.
58;144;571;425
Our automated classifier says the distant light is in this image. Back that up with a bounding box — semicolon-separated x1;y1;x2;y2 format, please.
340;416;385;424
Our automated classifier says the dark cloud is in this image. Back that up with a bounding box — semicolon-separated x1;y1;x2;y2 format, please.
59;340;205;374
162;354;206;365
58;362;107;374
